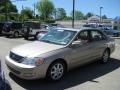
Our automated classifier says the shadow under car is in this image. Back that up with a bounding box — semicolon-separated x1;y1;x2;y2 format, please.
9;58;120;90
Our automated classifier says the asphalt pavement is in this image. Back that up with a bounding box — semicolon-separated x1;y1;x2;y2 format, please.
0;36;120;90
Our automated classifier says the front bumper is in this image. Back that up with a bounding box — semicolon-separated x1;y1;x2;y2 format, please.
5;56;48;80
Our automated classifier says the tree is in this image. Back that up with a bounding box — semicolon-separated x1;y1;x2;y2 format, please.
64;16;72;20
36;0;54;20
0;14;5;22
0;0;18;21
21;7;33;21
102;15;107;19
71;10;84;20
54;8;66;20
0;0;17;13
85;12;94;19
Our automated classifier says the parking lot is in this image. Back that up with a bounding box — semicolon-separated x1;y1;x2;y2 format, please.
0;36;120;90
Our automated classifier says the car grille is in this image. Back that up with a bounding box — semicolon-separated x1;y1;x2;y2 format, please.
7;65;20;75
9;52;24;63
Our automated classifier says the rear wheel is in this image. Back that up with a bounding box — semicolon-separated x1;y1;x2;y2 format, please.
13;32;19;38
101;49;110;63
34;32;39;40
46;61;66;81
24;36;29;40
6;35;10;38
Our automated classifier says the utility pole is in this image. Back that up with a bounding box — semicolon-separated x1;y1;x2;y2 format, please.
72;0;75;28
100;7;103;23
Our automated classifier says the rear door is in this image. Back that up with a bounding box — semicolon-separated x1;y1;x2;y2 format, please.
89;30;107;59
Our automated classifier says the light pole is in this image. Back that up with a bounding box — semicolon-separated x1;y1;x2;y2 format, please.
72;0;75;28
100;7;103;23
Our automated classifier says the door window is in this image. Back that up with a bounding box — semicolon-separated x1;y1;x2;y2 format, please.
91;30;106;41
75;31;89;42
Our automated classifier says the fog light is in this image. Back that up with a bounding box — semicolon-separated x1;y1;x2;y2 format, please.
24;73;35;77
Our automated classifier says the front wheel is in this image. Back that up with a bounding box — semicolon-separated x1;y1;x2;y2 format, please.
46;61;66;81
114;33;119;37
101;49;110;63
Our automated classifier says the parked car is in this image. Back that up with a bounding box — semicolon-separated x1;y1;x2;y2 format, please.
0;60;11;90
36;23;64;40
40;23;65;31
2;22;23;38
0;22;5;35
83;23;98;28
48;23;65;28
6;28;115;81
102;28;120;37
22;21;42;40
98;24;120;37
37;30;48;40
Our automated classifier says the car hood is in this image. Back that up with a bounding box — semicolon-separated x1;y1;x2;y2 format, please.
11;41;64;58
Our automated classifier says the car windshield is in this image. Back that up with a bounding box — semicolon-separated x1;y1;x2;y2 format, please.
39;29;77;45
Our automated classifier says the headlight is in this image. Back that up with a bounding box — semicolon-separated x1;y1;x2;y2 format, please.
21;57;45;66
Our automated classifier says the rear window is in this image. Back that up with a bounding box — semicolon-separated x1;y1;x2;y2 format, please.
24;22;40;29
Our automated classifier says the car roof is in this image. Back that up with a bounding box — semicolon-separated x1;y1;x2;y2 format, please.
56;27;101;32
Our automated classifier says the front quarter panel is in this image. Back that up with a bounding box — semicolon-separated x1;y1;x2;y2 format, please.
38;47;72;70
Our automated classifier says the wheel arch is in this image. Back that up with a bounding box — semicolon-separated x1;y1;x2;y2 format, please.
49;58;68;70
46;58;68;78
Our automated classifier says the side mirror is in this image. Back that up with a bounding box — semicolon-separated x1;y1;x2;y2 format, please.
71;40;81;47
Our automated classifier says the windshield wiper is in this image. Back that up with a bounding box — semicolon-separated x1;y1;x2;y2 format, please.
40;39;66;45
40;40;61;45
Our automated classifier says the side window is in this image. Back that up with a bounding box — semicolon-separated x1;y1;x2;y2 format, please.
75;31;89;41
91;31;105;41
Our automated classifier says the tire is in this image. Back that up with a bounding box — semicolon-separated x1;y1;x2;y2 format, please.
13;32;19;38
34;32;39;40
46;61;66;81
6;35;10;38
24;36;29;40
101;49;110;63
114;33;119;37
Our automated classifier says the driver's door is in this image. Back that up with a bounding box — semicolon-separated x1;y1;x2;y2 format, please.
69;30;94;67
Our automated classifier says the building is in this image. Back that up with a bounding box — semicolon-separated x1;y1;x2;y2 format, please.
56;16;120;30
87;15;100;23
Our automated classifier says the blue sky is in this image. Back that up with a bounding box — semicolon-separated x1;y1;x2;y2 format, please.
12;0;120;18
